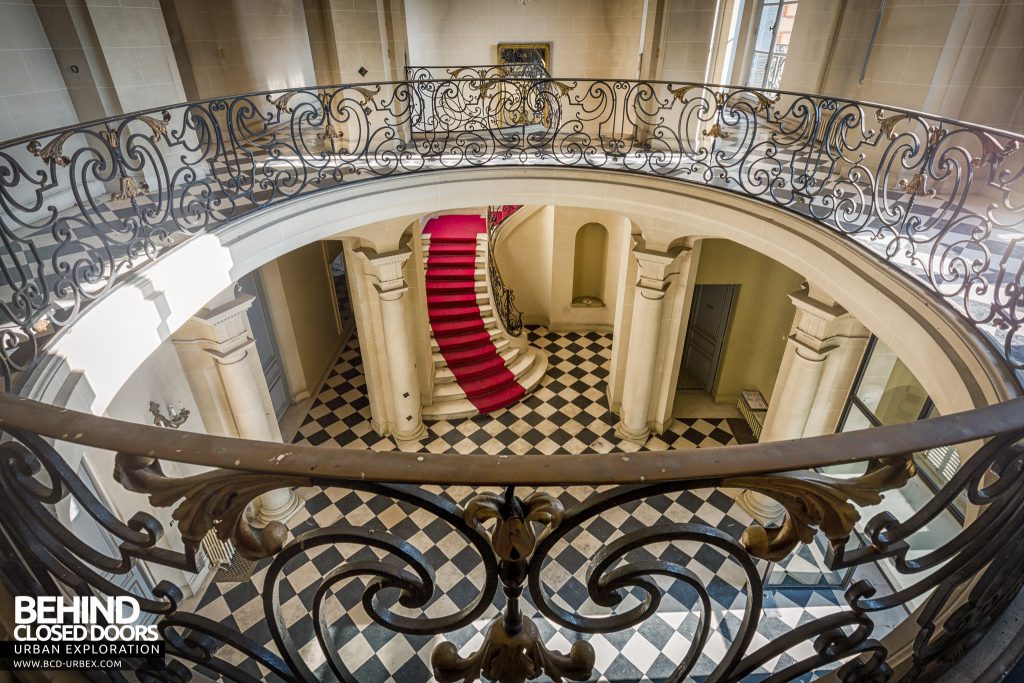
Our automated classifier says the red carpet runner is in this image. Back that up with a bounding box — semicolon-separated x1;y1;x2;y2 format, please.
423;215;526;413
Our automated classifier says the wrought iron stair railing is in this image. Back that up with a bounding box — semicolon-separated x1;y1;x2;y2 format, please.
486;204;525;337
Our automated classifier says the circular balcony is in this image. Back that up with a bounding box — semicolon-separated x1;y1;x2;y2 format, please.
0;73;1022;682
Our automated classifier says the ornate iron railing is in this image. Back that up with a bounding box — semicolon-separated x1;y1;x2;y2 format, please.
406;64;552;82
486;204;525;337
1;392;1023;681
0;74;1023;680
0;76;1021;391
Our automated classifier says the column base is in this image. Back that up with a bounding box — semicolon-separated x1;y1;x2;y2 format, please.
393;421;428;443
736;490;785;525
614;420;650;445
252;488;303;527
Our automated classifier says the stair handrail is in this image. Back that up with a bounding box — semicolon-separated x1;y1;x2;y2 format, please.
2;392;1024;680
486;205;526;337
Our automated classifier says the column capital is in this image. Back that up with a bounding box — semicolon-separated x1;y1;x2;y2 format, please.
203;336;257;366
357;246;414;296
787;288;847;324
172;293;256;350
632;244;689;293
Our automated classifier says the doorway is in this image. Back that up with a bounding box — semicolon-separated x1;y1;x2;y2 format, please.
236;273;290;419
680;284;736;393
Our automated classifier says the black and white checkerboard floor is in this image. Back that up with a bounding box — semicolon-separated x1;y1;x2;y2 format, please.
189;329;849;681
293;328;748;455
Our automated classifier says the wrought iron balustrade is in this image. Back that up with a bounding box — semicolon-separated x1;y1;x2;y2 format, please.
0;75;1021;391
0;75;1023;680
486;204;525;337
1;392;1023;681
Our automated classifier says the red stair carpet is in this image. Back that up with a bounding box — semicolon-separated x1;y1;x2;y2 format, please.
423;215;526;413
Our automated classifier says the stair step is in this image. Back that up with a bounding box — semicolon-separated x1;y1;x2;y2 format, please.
422;221;485;242
427;242;481;256
434;352;535;398
434;353;511;385
425;268;484;281
472;384;528;414
432;329;496;351
424;349;548;420
427;292;488;306
427;254;479;268
426;280;486;293
431;317;489;336
429;304;492;322
434;338;510;367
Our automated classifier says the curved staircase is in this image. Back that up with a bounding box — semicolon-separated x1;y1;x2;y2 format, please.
422;215;546;419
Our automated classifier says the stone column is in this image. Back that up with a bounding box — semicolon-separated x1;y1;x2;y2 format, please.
737;287;869;523
615;245;687;444
173;293;302;526
362;248;427;441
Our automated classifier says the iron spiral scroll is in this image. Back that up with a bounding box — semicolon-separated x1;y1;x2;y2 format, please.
0;67;1023;681
0;73;1020;390
0;393;1023;681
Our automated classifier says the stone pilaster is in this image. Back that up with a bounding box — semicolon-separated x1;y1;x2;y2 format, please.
172;293;301;526
615;245;689;444
362;248;427;442
737;287;869;524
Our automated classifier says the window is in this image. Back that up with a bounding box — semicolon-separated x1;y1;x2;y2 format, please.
837;336;966;520
746;0;798;90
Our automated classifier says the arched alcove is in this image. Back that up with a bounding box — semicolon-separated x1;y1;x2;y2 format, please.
572;222;608;306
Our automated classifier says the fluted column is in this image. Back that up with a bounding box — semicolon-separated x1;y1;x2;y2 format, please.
363;248;427;441
173;293;301;526
615;245;687;444
737;287;868;524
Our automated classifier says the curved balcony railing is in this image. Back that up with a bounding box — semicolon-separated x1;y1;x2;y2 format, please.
0;75;1020;391
1;392;1023;681
0;75;1023;681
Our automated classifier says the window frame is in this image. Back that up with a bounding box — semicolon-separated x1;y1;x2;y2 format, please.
836;336;965;523
745;0;799;90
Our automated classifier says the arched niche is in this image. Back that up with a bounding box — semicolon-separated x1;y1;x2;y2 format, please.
571;222;608;306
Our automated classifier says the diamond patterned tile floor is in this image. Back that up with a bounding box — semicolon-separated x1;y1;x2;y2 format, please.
190;328;848;681
293;328;748;455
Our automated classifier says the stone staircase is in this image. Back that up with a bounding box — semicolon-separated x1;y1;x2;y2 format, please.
420;215;546;420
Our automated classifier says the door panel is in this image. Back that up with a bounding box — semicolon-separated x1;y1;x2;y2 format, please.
681;285;736;392
237;273;289;418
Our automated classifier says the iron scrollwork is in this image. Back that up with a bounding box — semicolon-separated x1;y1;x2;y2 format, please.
0;74;1020;390
0;394;1024;680
1;66;1024;682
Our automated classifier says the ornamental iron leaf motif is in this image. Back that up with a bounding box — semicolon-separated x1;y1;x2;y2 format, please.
728;456;916;562
464;490;563;562
110;176;149;201
113;452;312;560
26;131;75;167
434;488;596;683
267;91;299;113
137;112;172;143
972;131;1021;167
874;109;915;140
432;615;595;683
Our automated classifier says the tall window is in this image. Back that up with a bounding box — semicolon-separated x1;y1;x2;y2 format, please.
747;0;799;90
837;336;966;520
